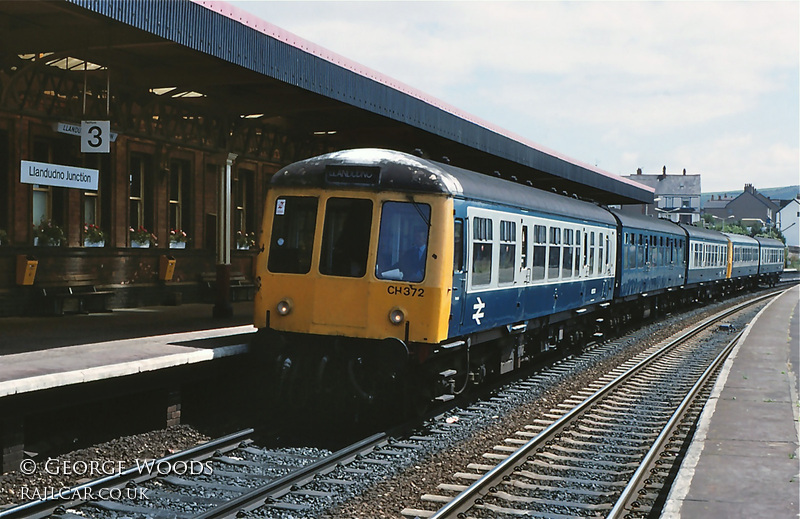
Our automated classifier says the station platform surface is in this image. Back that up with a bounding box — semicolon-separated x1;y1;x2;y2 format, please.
0;302;256;398
663;285;800;518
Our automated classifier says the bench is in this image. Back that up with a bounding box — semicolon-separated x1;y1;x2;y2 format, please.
38;273;114;316
200;272;255;302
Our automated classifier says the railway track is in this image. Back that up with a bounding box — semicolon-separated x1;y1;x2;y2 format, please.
2;286;790;519
409;290;779;519
0;426;435;519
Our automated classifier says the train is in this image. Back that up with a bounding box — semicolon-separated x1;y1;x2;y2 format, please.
253;149;785;415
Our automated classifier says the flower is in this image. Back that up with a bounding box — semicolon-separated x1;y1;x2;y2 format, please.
84;223;105;244
130;226;156;245
236;230;256;248
33;220;65;246
169;229;189;243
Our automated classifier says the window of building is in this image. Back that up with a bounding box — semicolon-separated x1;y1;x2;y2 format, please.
169;159;191;235
234;167;255;235
129;152;153;239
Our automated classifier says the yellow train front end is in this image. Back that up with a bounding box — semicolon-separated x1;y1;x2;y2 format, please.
254;187;453;344
252;150;456;416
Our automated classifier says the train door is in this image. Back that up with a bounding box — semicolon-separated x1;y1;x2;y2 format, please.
520;221;532;284
448;217;467;337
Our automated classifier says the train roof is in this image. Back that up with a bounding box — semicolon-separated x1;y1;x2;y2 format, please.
272;149;617;225
754;236;785;248
678;223;728;243
609;209;684;235
722;232;759;246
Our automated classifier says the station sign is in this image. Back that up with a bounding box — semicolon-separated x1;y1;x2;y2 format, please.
80;120;110;153
20;160;99;191
53;121;118;152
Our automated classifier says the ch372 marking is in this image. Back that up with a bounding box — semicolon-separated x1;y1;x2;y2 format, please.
387;285;425;297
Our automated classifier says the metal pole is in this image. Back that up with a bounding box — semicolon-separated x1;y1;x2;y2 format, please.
213;153;236;318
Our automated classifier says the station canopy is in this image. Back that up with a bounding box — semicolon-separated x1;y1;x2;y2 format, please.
0;0;653;205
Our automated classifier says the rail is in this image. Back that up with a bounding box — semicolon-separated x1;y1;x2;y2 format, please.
430;289;782;518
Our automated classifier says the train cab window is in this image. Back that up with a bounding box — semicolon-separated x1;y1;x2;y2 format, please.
533;224;547;281
320;198;373;278
471;217;493;286
499;220;516;284
268;196;318;274
453;219;464;273
376;201;430;282
548;227;561;280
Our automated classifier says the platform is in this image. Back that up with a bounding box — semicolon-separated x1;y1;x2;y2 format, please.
0;302;256;398
663;285;800;518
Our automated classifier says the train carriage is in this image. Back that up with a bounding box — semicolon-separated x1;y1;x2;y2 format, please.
755;237;784;286
611;210;686;299
679;223;729;287
723;232;760;281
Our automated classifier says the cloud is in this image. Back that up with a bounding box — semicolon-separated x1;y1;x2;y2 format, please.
231;1;799;191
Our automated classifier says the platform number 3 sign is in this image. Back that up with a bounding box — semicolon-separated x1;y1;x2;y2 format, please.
81;121;110;153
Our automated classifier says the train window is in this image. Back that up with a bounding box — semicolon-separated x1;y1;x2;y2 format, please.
376;201;430;282
533;225;547;279
471;217;493;286
453;219;464;273
605;234;610;268
499;220;516;284
587;232;595;275
597;232;606;274
521;225;529;268
533;224;547;281
320;198;373;278
627;234;636;269
267;196;318;274
562;229;574;279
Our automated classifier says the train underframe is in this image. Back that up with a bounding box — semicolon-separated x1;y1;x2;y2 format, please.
258;274;779;420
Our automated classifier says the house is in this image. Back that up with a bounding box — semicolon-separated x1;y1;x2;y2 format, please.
619;167;701;224
704;184;781;228
779;197;800;249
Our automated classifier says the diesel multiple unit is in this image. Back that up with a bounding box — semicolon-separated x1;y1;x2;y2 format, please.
254;149;785;413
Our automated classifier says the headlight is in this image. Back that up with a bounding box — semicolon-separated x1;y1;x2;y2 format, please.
388;307;405;325
276;299;293;316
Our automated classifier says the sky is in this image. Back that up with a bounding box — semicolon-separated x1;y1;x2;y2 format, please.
229;1;799;193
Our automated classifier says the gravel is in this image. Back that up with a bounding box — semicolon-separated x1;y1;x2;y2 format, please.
0;293;769;518
0;425;209;508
